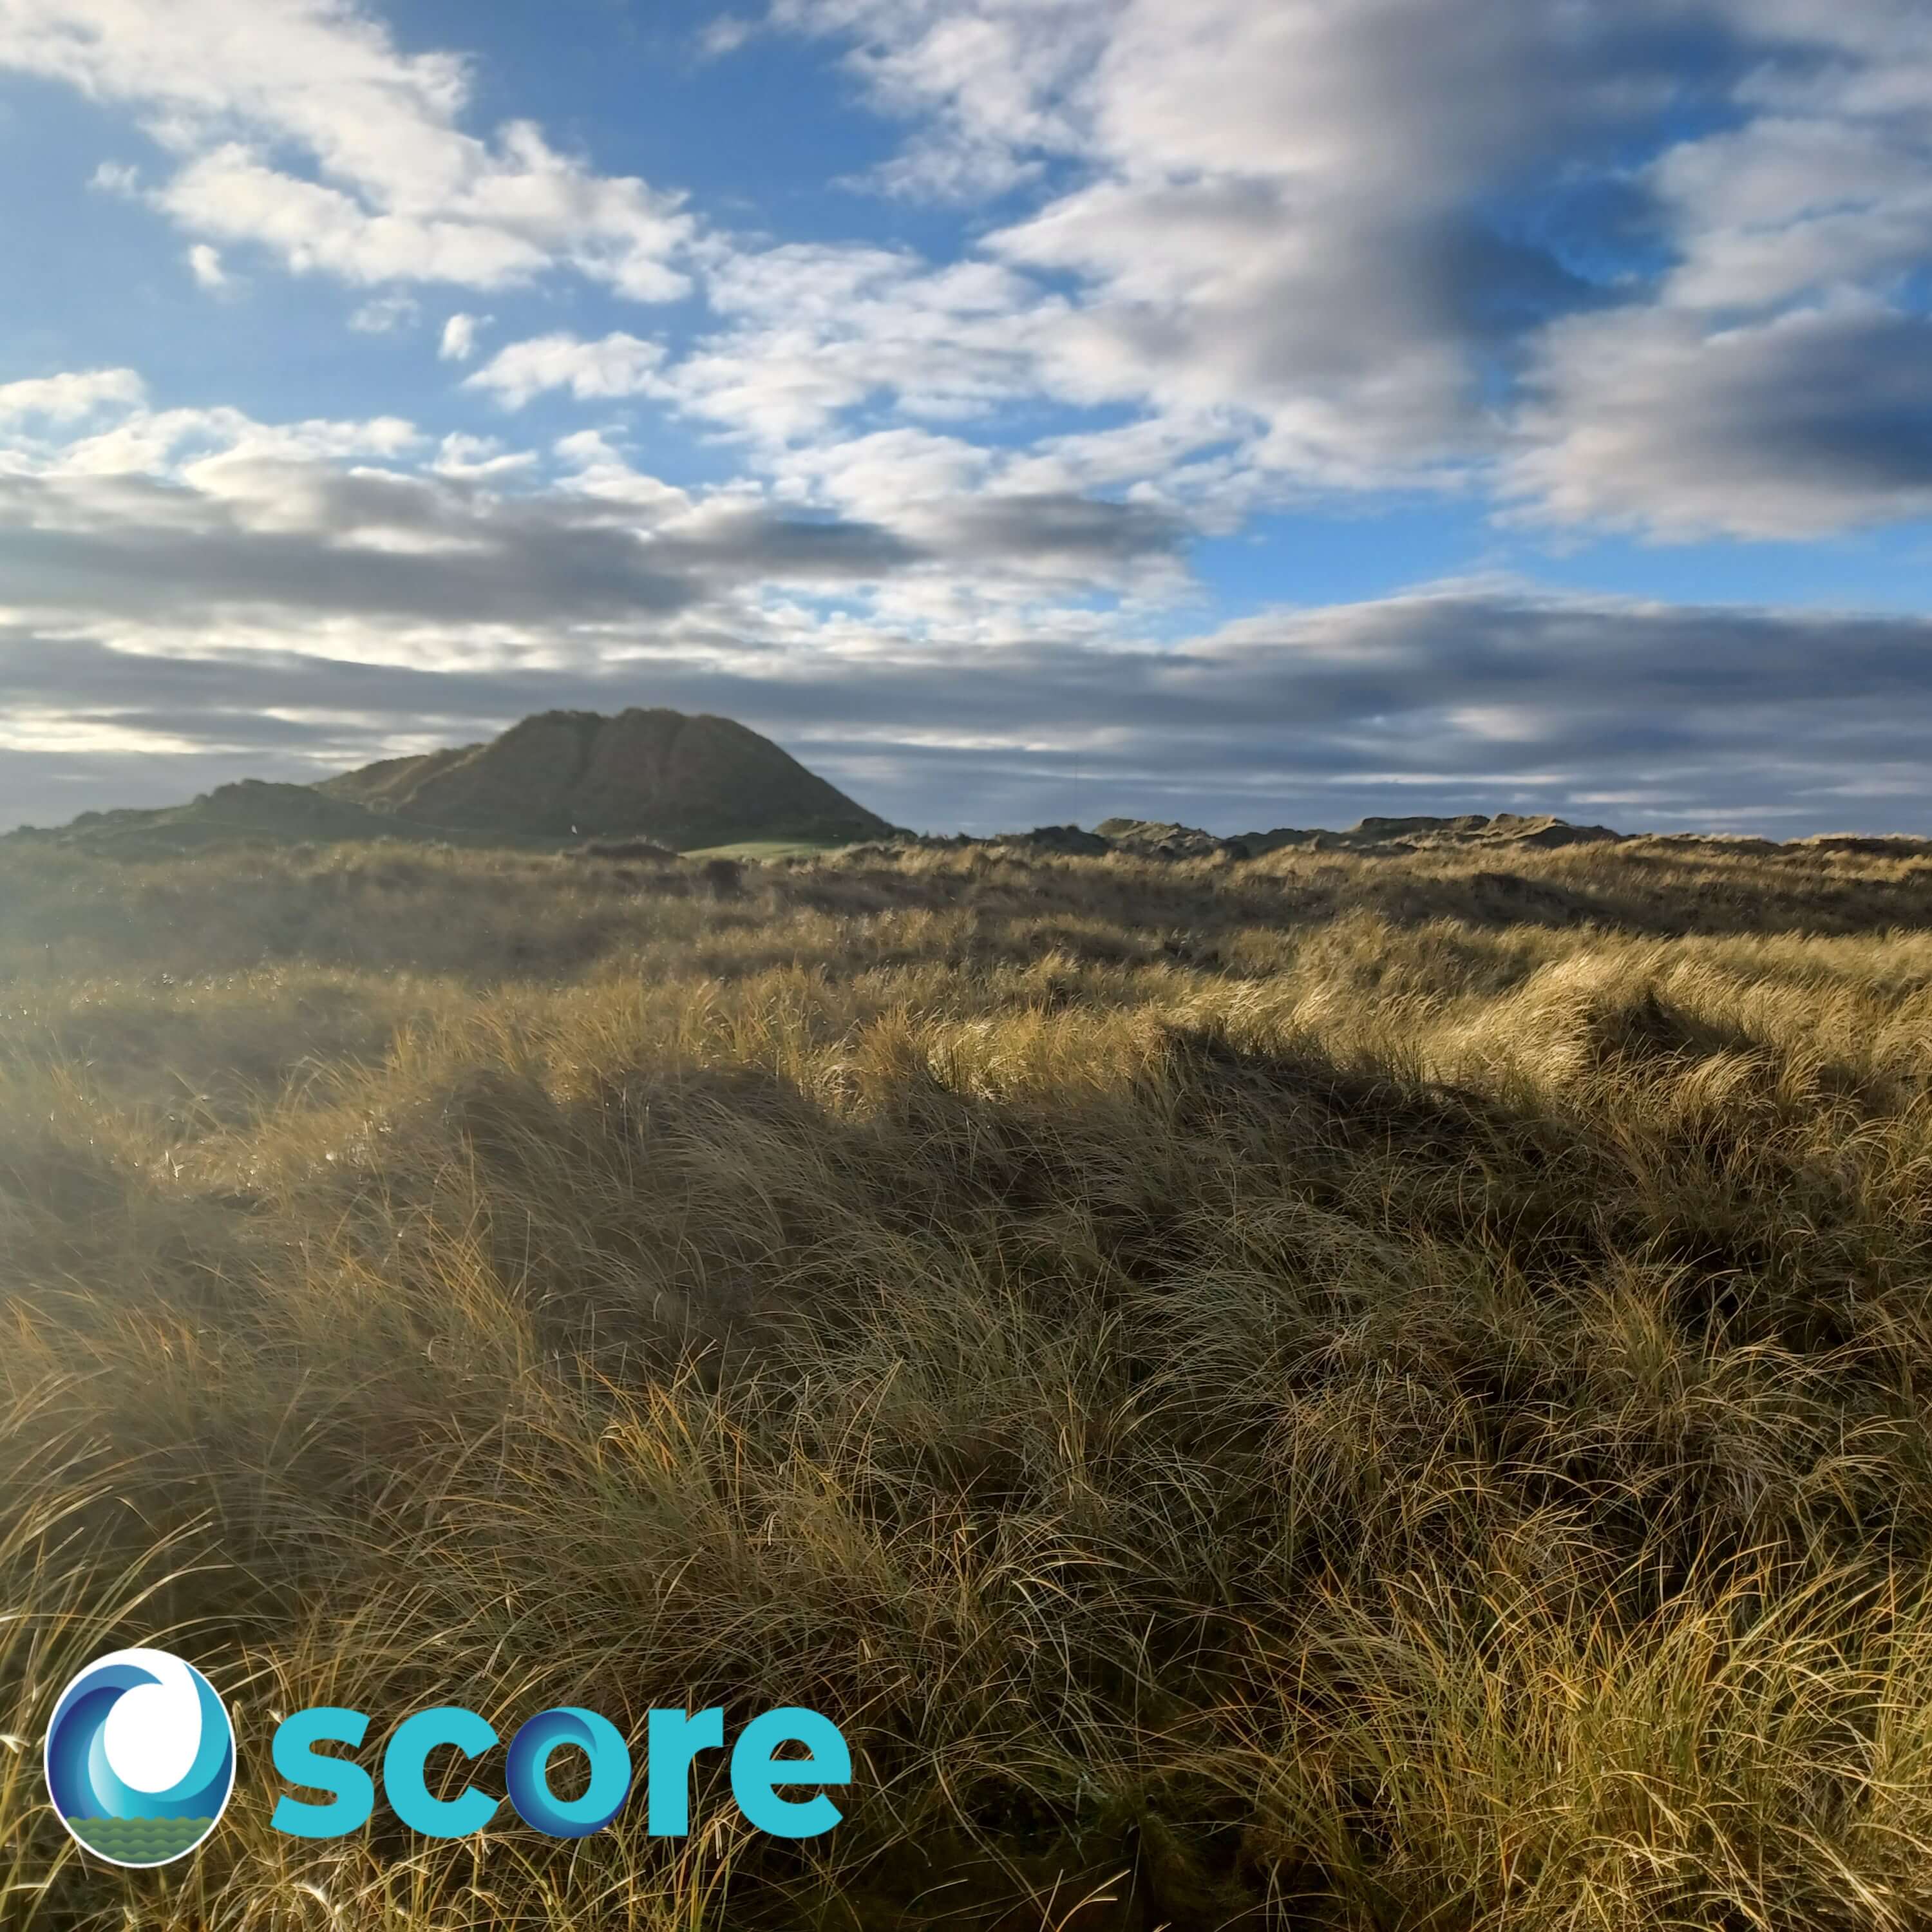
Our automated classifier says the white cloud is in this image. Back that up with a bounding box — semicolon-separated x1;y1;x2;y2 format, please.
552;429;692;515
349;292;421;334
431;431;536;480
664;243;1054;442
1495;1;1932;535
764;0;1932;535
463;331;667;409
770;0;1107;200
438;312;486;362
0;0;694;299
156;142;555;288
0;383;422;490
717;0;1607;495
0;367;147;424
1507;296;1932;541
9;0;1932;623
186;242;228;289
696;14;759;61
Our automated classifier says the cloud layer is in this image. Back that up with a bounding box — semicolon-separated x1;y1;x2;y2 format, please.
2;0;1931;833
10;0;1931;533
1;381;1928;837
11;578;1932;836
753;0;1932;532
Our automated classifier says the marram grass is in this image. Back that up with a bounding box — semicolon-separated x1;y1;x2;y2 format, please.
7;833;1932;1927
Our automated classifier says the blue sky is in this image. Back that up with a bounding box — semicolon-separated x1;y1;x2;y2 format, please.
1;0;1931;835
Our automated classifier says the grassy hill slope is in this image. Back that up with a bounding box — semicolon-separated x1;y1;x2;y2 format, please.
6;779;558;858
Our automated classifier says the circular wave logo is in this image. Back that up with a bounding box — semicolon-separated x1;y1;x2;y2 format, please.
43;1649;235;1867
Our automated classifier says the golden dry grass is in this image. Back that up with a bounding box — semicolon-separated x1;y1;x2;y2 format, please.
7;833;1932;1929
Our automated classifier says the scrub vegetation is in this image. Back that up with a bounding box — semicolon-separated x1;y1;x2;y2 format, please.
8;831;1932;1928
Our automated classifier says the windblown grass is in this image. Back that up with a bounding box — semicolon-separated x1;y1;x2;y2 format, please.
7;833;1932;1927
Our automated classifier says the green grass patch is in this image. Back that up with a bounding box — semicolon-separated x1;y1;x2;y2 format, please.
679;837;849;860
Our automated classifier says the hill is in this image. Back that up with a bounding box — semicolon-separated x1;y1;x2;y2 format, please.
6;708;896;857
5;779;578;860
319;708;893;848
10;780;404;855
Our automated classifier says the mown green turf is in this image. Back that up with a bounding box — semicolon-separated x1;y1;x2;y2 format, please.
678;837;848;860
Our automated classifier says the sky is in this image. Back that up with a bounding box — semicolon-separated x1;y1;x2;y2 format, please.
1;0;1931;837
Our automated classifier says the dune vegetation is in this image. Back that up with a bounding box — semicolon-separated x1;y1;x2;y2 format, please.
8;831;1932;1928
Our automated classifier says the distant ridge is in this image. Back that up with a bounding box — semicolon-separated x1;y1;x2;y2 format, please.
17;732;1932;860
319;708;893;848
875;811;1632;861
936;815;1932;861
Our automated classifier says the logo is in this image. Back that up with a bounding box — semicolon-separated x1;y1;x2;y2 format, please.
43;1649;236;1868
42;1647;848;1865
272;1702;849;1841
